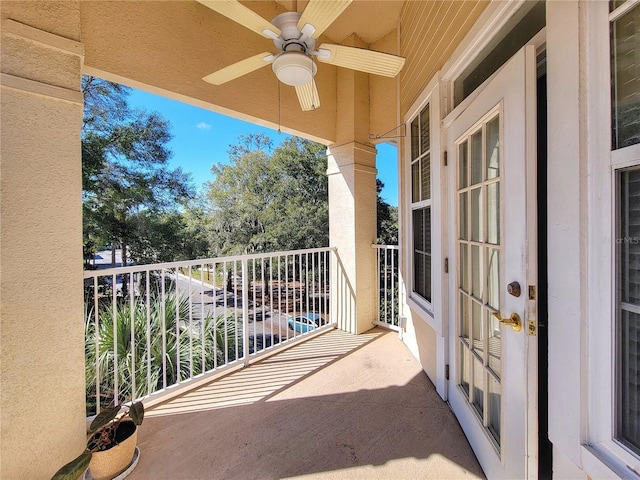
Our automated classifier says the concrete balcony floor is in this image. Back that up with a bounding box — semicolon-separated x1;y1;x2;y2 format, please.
130;328;484;480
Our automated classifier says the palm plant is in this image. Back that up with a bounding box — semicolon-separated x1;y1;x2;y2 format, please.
85;291;238;414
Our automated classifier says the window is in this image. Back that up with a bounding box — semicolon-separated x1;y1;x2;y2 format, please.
610;2;640;150
574;0;640;473
453;2;545;106
411;104;431;302
617;168;640;456
613;0;640;460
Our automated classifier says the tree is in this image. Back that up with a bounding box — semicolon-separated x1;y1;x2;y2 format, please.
376;179;398;245
82;76;194;268
206;134;399;255
206;135;328;255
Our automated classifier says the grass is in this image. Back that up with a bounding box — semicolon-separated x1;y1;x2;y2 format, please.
178;267;223;286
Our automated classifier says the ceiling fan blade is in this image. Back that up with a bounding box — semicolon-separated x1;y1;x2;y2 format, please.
316;44;405;77
203;52;275;85
196;0;280;38
297;0;352;39
295;82;320;111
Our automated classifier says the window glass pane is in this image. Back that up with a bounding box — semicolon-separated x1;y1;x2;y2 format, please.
471;245;482;299
461;346;470;397
473;357;485;416
611;4;640;149
420;105;430;154
460;243;469;293
421;153;431;201
413;209;424;252
459;192;468;240
459;140;469;189
413;208;431;302
411;118;420;159
487;182;500;245
620;170;640;305
414;255;424;298
411;162;420;202
453;1;545;106
471;187;482;242
487;247;500;310
620;309;640;453
486;116;500;179
460;292;470;340
488;376;501;443
471;130;483;185
472;299;484;359
423;208;432;302
618;169;640;455
488;307;502;378
423;207;431;255
423;253;432;302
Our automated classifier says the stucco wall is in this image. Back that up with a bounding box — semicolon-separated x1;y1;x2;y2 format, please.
1;2;86;477
402;313;438;385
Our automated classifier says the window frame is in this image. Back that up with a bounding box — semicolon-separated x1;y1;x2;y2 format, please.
410;105;433;305
403;76;444;337
584;0;640;475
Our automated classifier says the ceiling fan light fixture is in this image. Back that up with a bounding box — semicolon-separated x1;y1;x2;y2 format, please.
272;52;317;87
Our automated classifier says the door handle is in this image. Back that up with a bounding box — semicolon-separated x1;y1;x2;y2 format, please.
491;312;522;332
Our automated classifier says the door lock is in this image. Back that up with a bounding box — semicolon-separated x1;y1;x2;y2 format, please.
507;281;521;297
491;312;522;332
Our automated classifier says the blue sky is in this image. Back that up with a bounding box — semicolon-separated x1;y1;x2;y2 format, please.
126;89;398;206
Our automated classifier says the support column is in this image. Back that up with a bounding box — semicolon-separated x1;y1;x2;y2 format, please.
328;143;378;334
1;4;86;478
327;33;378;335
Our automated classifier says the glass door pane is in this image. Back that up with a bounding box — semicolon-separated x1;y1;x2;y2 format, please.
457;113;502;447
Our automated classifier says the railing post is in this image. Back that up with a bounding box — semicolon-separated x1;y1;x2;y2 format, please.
242;258;250;365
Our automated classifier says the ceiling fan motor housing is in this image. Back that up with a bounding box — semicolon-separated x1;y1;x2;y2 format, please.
271;12;315;51
270;12;317;86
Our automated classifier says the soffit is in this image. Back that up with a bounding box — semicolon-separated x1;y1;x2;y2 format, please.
272;0;404;44
79;1;486;144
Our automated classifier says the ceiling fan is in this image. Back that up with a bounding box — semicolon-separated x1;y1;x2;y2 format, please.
197;0;406;111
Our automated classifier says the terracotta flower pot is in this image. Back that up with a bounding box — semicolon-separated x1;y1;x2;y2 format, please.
88;421;138;480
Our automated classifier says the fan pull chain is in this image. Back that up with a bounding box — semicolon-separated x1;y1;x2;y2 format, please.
277;79;281;134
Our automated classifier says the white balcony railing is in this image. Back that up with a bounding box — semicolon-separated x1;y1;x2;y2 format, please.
83;247;335;414
373;245;400;330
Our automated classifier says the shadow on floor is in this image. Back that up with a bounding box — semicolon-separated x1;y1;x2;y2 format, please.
130;329;484;480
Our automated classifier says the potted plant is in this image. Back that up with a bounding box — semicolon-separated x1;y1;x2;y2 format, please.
52;401;144;480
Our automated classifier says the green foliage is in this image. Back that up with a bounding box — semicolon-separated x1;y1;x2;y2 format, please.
81;76;195;267
51;401;143;480
376;179;398;245
85;291;238;410
51;451;92;480
89;406;121;432
205;134;398;256
129;400;145;426
379;284;400;326
207;135;329;255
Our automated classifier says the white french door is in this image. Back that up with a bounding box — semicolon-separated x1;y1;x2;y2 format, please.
446;46;538;479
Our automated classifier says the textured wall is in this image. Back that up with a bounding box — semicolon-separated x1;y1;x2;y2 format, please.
327;142;378;334
1;2;86;477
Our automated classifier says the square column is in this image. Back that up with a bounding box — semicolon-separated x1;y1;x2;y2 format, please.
1;5;86;477
328;142;378;334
